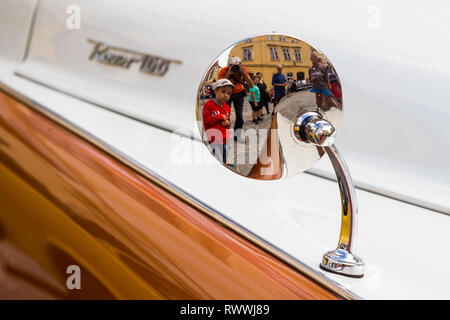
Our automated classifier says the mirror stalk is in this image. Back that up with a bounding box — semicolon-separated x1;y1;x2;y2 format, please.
295;112;365;278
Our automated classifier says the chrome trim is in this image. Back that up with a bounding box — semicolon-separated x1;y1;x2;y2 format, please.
22;0;41;61
86;38;182;65
195;33;344;180
0;81;361;300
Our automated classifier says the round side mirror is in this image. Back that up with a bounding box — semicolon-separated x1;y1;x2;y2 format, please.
196;34;343;180
196;34;364;278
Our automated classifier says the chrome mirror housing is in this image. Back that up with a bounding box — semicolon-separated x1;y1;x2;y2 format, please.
196;34;364;278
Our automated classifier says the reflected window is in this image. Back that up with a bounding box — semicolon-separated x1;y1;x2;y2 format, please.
297;72;305;80
282;48;291;61
269;47;279;60
243;47;252;61
279;37;286;42
294;48;301;61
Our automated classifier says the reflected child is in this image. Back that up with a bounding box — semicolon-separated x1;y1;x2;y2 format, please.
202;79;235;167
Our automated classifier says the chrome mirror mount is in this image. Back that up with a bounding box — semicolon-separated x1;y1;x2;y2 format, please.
294;112;364;278
196;33;364;278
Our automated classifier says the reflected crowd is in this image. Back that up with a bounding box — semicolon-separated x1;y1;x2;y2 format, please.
198;43;343;177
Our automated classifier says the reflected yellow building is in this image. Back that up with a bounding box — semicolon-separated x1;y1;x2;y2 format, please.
229;35;315;91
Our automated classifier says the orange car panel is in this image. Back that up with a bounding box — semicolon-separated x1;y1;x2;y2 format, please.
0;90;340;299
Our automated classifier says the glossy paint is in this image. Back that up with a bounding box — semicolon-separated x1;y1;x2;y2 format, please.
0;90;339;299
0;0;449;299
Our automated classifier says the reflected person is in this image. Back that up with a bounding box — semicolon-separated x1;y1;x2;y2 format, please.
248;75;262;124
256;72;270;115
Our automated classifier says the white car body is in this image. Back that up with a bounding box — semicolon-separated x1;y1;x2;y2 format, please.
0;0;449;299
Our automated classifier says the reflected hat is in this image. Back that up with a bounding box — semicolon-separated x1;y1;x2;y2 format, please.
228;56;241;65
215;78;235;89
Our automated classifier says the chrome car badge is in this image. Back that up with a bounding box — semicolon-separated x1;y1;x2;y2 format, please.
196;33;365;278
87;39;181;76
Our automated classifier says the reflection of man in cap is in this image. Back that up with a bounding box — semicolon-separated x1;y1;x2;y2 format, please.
218;56;253;142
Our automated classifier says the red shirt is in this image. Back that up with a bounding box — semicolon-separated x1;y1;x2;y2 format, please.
202;99;231;144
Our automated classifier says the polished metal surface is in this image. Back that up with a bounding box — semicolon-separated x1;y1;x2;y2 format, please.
87;39;182;76
293;111;336;146
196;33;343;179
321;248;365;278
319;144;364;277
196;33;364;278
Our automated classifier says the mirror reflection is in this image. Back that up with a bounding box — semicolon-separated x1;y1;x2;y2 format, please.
196;34;343;180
